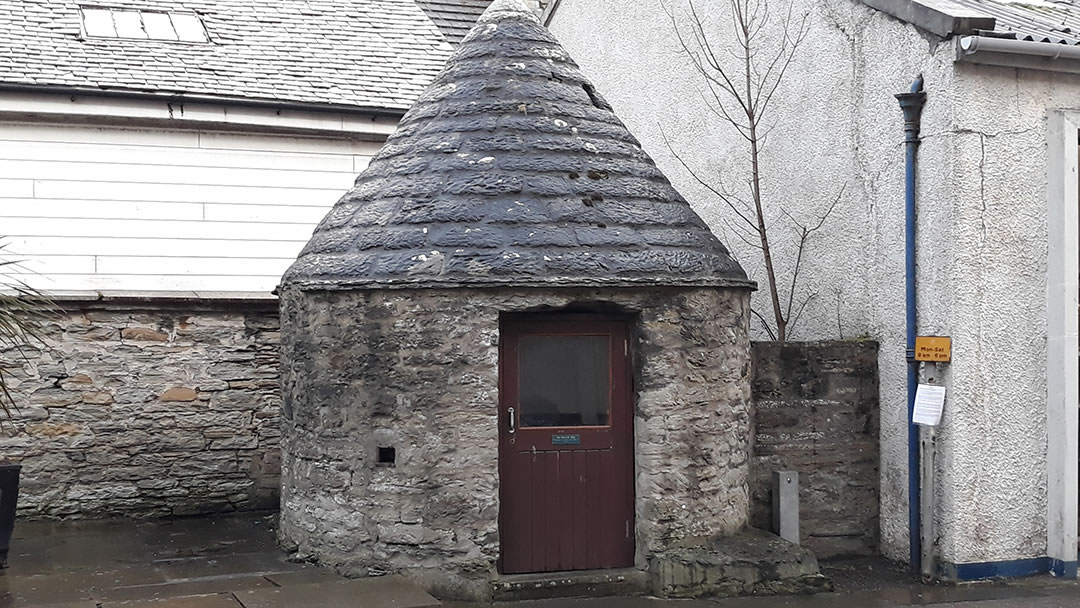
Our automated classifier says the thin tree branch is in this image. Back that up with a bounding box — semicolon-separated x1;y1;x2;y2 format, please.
659;125;760;231
750;307;777;340
779;185;843;322
724;217;765;250
788;292;816;336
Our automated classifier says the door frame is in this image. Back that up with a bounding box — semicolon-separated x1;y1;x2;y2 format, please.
495;312;636;574
1047;109;1079;576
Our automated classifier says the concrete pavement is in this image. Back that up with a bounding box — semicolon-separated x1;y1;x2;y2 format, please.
2;513;1079;607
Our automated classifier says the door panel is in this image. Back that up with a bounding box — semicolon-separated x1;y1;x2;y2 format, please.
498;317;635;574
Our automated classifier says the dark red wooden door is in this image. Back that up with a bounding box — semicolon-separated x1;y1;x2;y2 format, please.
498;316;635;574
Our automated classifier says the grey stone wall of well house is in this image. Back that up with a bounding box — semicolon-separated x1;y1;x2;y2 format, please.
277;286;751;600
749;341;880;558
0;298;281;519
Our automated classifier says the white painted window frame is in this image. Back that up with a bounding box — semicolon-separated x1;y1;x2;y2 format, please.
1047;109;1079;574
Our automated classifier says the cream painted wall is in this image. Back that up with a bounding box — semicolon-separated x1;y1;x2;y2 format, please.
549;0;1069;567
921;63;1080;566
0;97;385;294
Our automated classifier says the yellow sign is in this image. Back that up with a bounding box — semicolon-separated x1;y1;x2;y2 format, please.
915;336;951;362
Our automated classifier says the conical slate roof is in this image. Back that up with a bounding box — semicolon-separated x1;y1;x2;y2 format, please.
282;0;750;290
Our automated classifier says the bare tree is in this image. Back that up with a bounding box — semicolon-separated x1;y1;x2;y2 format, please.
661;0;839;342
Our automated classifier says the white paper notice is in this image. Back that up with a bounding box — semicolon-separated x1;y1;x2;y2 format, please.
912;384;946;426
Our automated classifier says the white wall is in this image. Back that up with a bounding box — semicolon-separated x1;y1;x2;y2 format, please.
0;119;381;294
549;0;954;563
550;0;1066;568
923;63;1080;566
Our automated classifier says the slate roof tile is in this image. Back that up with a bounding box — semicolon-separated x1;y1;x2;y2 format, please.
416;0;495;44
0;0;457;111
283;0;749;290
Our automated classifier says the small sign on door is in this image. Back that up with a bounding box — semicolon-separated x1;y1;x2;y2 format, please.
552;434;581;445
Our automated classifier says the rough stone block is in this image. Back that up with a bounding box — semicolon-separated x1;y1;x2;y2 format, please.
649;529;832;598
209;436;259;450
29;388;81;408
81;391;114;405
25;423;83;437
160;387;199;402
121;327;169;342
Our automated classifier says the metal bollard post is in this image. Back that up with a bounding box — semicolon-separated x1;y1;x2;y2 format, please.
772;470;800;544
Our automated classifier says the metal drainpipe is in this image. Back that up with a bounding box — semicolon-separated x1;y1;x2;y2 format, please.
896;75;926;576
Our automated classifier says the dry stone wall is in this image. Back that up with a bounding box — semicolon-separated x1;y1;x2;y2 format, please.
0;299;281;518
749;341;880;557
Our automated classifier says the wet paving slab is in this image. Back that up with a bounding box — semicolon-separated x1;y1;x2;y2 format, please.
0;513;436;608
3;513;1080;607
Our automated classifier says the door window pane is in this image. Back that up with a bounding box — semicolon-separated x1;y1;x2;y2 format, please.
519;334;610;427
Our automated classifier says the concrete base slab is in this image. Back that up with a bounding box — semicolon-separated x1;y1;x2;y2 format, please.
650;528;833;598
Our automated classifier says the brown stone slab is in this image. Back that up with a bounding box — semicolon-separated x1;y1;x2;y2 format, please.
100;593;244;608
233;576;438;608
261;570;345;587
92;575;275;603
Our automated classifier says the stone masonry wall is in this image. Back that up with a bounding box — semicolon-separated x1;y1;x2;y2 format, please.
749;341;880;558
277;286;752;600
0;299;281;519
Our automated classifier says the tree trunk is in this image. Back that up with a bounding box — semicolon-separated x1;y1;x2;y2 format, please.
749;126;786;342
742;27;786;343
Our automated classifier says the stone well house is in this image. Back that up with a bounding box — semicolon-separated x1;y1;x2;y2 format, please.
276;0;796;599
0;0;492;518
547;0;1080;581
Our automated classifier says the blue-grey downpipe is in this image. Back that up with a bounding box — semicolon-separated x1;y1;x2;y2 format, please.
897;76;926;575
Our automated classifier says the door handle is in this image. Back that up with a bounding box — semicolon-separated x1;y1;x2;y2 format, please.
508;406;516;434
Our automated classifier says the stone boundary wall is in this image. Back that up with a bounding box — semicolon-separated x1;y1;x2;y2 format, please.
0;298;281;519
750;341;880;558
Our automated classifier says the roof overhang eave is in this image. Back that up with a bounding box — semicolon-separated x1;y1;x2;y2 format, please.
956;35;1080;74
0;82;411;118
280;276;759;292
856;0;994;38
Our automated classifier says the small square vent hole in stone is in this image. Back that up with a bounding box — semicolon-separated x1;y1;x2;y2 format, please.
377;447;396;466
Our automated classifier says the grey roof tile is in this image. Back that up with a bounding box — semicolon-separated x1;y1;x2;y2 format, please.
282;0;749;290
0;0;457;110
416;0;495;44
952;0;1080;44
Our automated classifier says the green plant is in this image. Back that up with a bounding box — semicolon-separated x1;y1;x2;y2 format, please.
0;239;56;420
